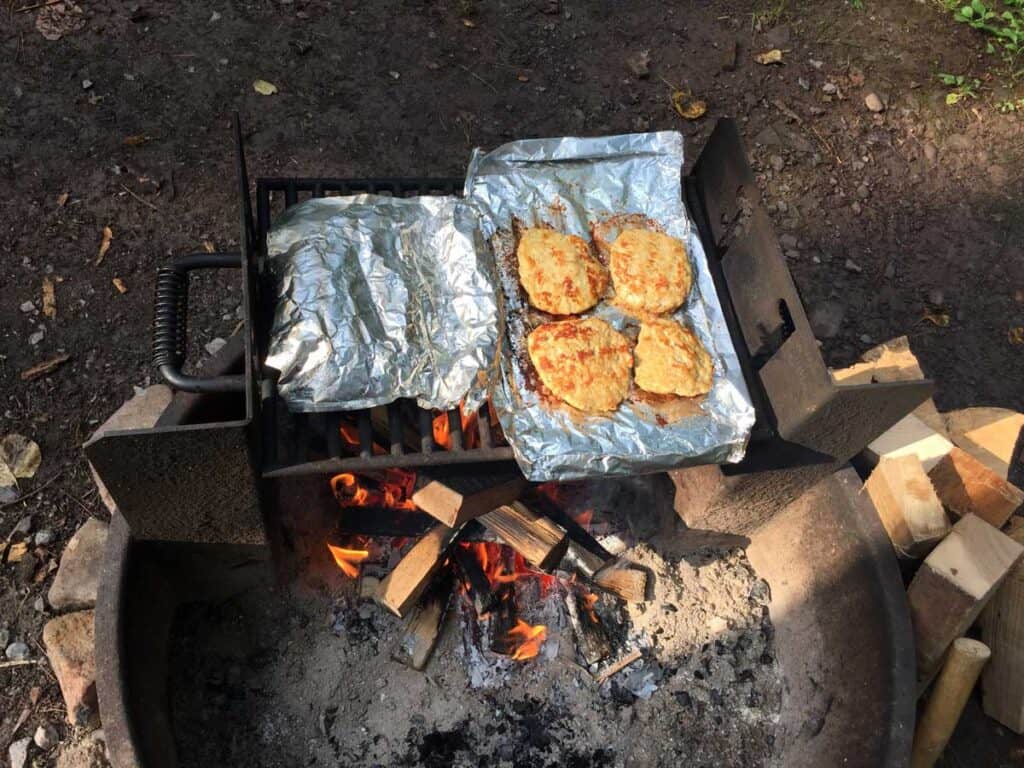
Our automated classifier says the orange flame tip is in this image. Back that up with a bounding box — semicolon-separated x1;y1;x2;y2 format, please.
327;543;369;579
506;619;547;661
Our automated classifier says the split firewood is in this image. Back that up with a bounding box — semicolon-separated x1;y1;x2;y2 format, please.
928;447;1024;529
908;514;1024;692
864;455;949;558
560;538;612;579
377;523;462;618
865;413;954;473
564;586;612;666
944;408;1024;480
593;562;649;603
452;543;500;616
830;335;945;435
479;502;568;571
911;638;991;768
594;649;643;684
980;518;1024;733
413;467;527;528
392;571;454;671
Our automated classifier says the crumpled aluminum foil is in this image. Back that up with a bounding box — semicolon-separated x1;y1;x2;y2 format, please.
466;132;755;481
263;195;497;412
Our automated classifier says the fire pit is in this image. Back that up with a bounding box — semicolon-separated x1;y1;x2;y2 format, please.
89;118;920;766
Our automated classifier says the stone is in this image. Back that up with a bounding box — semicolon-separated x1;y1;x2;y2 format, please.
48;518;109;612
798;76;810;91
822;82;838;95
845;258;863;273
864;92;884;112
34;597;45;613
856;184;870;200
19;301;34;313
923;142;937;162
6;642;30;660
204;337;227;356
86;385;172;514
34;723;58;750
43;610;97;727
769;155;784;171
13;515;33;540
35;529;55;546
860;334;872;344
55;737;107;768
28;329;45;346
808;301;845;339
779;233;799;249
8;738;30;768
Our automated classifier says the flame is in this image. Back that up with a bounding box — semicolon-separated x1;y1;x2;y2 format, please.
506;620;547;661
330;469;417;511
573;509;594;529
327;543;369;578
458;542;557;598
337;421;385;456
581;591;599;623
433;404;480;450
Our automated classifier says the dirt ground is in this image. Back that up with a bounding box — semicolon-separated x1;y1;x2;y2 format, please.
2;0;1023;764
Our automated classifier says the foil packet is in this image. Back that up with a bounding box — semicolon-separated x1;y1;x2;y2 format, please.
465;132;755;481
263;195;498;412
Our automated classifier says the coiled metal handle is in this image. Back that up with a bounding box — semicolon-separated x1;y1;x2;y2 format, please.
151;252;246;394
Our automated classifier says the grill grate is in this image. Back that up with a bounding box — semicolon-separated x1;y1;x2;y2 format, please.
254;178;515;479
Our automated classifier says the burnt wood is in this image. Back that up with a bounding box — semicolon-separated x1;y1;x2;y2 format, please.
452;544;500;616
564;587;613;666
392;571;454;671
479;502;568;571
412;466;527;528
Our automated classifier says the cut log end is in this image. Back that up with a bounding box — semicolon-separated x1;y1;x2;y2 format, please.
594;564;649;603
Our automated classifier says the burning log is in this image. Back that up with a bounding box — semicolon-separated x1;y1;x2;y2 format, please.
412;467;527;528
561;539;612;579
488;583;519;655
479;502;568;571
377;523;462;618
452;543;500;616
564;587;612;666
593;563;649;603
393;571;454;671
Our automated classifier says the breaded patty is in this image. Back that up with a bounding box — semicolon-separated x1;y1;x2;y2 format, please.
527;317;632;412
517;228;608;315
634;318;713;397
609;229;691;315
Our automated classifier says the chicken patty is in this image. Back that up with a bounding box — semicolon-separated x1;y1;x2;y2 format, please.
517;228;608;315
634;318;713;397
527;317;632;412
609;229;691;315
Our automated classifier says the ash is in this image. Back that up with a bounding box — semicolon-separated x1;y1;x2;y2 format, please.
169;479;781;767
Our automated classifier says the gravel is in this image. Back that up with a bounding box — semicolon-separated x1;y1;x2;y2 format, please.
5;641;30;660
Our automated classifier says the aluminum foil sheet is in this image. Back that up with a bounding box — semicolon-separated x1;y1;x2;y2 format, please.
264;195;497;412
465;132;755;481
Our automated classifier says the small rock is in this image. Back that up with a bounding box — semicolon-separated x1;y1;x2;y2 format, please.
19;301;35;313
808;301;844;339
48;518;109;612
856;184;870;200
8;737;30;768
625;49;651;78
928;288;944;306
34;597;45;613
923;142;937;162
822;82;838;95
81;79;93;90
33;724;58;750
44;610;97;727
6;642;31;660
851;201;862;215
811;254;821;264
859;334;872;344
13;515;33;540
28;329;45;346
809;59;824;70
204;337;227;356
798;77;810;91
779;234;799;249
845;258;863;273
34;529;55;547
769;155;784;172
785;249;800;260
864;92;884;112
209;10;221;22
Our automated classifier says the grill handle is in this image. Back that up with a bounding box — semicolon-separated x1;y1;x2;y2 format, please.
153;252;247;394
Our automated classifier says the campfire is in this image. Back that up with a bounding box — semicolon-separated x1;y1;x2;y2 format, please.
322;437;652;673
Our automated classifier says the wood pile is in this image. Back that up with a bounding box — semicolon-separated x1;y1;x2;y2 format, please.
838;337;1024;763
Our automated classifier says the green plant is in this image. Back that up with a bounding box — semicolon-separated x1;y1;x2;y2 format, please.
751;0;786;31
996;96;1024;109
850;0;865;8
938;72;982;103
943;0;1024;69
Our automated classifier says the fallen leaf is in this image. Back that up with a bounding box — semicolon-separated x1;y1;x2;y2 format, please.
56;192;69;207
123;134;155;147
517;74;530;82
6;542;29;564
35;0;86;41
671;90;708;120
202;240;216;253
923;308;950;327
96;225;113;265
253;79;278;95
1009;327;1024;345
461;18;477;27
19;353;71;382
755;49;784;65
0;463;17;505
112;277;128;294
29;687;41;706
0;435;42;480
41;277;56;319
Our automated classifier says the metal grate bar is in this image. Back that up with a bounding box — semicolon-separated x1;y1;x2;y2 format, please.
418;408;434;454
387;402;404;456
357;409;373;460
285;182;298;207
446;408;463;451
325;413;342;458
477;405;492;449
